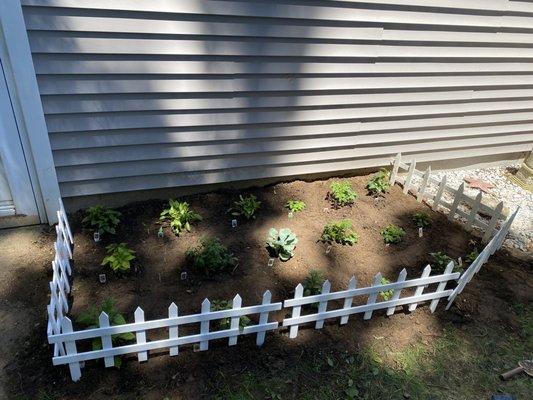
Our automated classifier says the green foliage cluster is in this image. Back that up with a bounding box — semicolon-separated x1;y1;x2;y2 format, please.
380;224;406;244
366;169;391;196
303;270;325;297
412;212;432;228
76;298;134;367
186;237;238;276
82;205;121;235
160;199;202;236
465;248;479;263
329;181;358;206
266;228;298;261
430;251;462;273
286;199;306;213
379;277;394;301
101;243;135;274
210;299;251;330
228;194;261;220
321;219;359;245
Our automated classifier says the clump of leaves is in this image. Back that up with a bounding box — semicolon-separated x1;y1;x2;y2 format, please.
186;237;238;276
266;228;298;261
465;248;479;263
380;224;406;244
101;243;135;274
303;270;325;297
379;277;394;301
430;251;462;273
366;168;391;196
76;298;134;368
286;199;306;213
210;299;251;330
320;219;359;246
82;205;121;235
228;194;261;220
329;181;358;207
412;212;432;228
160;199;202;236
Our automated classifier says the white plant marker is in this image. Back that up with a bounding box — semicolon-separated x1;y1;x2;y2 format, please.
99;312;114;367
288;211;294;219
93;231;101;242
408;265;432;312
268;258;275;267
168;303;179;356
340;276;357;325
199;299;210;351
180;271;188;280
289;284;304;338
418;227;423;238
256;290;272;346
386;269;407;316
315;280;331;329
134;307;148;362
231;219;237;228
99;273;107;284
363;273;382;320
457;257;463;266
325;245;332;254
229;294;242;346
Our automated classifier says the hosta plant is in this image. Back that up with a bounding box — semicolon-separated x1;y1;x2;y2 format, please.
430;251;462;273
160;199;202;236
266;228;298;261
412;212;432;228
228;194;261;220
82;205;121;235
186;237;238;276
366;168;391;196
303;269;325;297
210;299;251;330
76;298;134;368
379;277;394;301
329;181;358;207
320;219;359;246
101;243;136;273
286;200;306;213
380;224;406;244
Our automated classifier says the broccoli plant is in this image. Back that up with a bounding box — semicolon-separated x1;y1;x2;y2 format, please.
76;298;135;368
82;205;121;235
101;243;136;274
186;237;238;276
380;224;406;244
160;199;202;236
228;194;261;220
286;200;306;213
210;299;251;330
412;212;432;228
430;251;462;273
303;270;325;297
266;228;298;261
366;169;391;196
320;219;359;246
379;277;394;301
328;181;358;207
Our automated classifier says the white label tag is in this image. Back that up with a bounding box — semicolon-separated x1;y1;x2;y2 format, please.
231;219;237;228
418;227;423;237
288;211;294;219
99;273;106;284
93;231;101;242
180;271;188;280
458;257;463;266
326;245;332;254
268;258;275;267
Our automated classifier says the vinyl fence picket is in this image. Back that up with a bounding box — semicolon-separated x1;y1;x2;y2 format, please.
256;290;272;346
389;152;402;185
315;280;331;329
408;265;432;312
417;166;431;202
340;276;357;325
363;273;382;320
482;201;503;243
429;262;455;312
289;284;304;338
134;307;148;362
61;317;81;381
386;269;407;316
229;294;242;346
466;192;482;231
448;183;464;221
403;159;417;194
168;303;179;356
199;299;210;351
99;312;114;367
432;175;447;211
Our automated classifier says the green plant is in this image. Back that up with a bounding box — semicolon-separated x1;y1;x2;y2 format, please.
412;212;432;228
465;248;479;263
320;219;359;245
228;194;261;220
366;168;391;196
286;199;306;213
430;251;462;273
210;299;251;330
101;243;135;273
380;224;406;244
160;199;202;236
303;270;325;297
379;277;394;301
186;237;238;276
329;181;358;207
266;228;298;261
76;298;134;368
82;205;121;235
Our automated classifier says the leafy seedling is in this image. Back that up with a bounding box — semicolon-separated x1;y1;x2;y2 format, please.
379;277;394;301
366;168;391;196
465;248;479;263
286;199;306;213
210;299;251;330
228;194;261;220
380;224;406;244
430;251;462;273
266;228;298;261
186;237;238;276
303;269;325;297
321;219;359;246
101;243;135;274
160;199;202;236
82;205;121;235
328;181;358;207
412;212;432;228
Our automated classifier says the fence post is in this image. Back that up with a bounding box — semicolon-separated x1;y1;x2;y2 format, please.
429;262;454;312
256;290;272;346
417;166;431;202
448;183;464;221
408;265;432;312
134;307;148;362
199;298;210;351
482;202;503;243
168;302;179;356
99;312;114;367
228;294;242;346
403;159;417;194
432;175;447;211
466;192;482;231
389;152;401;185
289;284;304;339
315;280;331;329
61;317;82;381
363;273;382;320
386;269;407;316
340;276;357;325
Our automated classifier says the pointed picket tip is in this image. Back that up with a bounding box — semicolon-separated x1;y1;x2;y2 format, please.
61;316;73;329
399;268;408;278
373;272;382;283
201;298;211;308
458;182;465;191
322;280;331;291
232;293;242;302
168;302;178;312
295;283;304;292
263;290;272;299
98;311;109;325
134;306;144;318
348;276;356;285
423;265;432;274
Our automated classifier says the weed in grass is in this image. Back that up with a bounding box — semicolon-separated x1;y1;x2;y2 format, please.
186;237;238;276
160;199;202;236
228;194;261;220
329;181;358;207
380;224;406;244
82;205;121;235
366;168;391;196
101;243;135;274
320;219;359;245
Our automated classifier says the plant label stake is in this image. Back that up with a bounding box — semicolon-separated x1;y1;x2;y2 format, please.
98;273;106;284
231;219;237;228
418;227;423;237
458;257;463;266
326;245;332;254
180;271;188;280
268;258;275;267
157;227;164;238
93;231;101;242
288;211;294;219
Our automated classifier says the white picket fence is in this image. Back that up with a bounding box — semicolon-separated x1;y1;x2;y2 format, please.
47;194;517;382
390;153;505;243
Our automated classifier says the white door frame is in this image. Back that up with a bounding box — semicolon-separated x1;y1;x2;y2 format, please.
0;0;61;224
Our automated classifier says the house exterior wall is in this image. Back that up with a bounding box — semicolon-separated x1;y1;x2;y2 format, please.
20;0;533;200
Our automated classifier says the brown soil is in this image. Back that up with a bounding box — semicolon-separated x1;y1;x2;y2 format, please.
2;174;531;400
